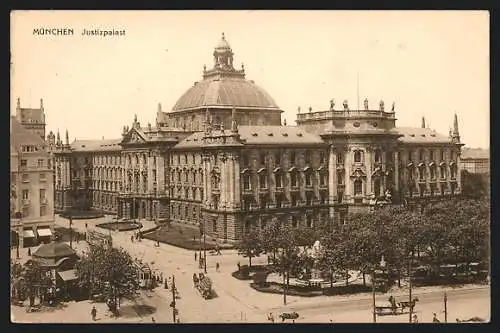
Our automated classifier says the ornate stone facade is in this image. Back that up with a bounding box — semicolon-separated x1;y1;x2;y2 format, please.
53;34;464;242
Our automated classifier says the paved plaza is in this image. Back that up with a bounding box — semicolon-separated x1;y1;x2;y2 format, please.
11;215;491;324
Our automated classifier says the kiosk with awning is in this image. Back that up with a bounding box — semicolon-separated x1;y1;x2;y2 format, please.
23;229;36;247
36;227;53;244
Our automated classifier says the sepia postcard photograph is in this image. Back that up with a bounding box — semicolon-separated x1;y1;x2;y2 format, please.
10;10;490;324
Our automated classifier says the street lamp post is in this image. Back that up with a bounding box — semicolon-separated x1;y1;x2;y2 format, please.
203;223;207;274
444;292;448;323
408;254;413;323
372;256;387;323
69;215;73;249
171;274;177;322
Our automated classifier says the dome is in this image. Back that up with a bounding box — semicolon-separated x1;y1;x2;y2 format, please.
172;77;280;112
215;32;231;51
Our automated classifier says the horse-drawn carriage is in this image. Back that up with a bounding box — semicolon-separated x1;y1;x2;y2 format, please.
279;312;299;322
194;273;213;299
375;296;419;316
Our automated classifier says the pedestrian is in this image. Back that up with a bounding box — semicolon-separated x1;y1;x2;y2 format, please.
412;314;418;323
151;316;156;323
164;278;168;290
195;251;197;261
237;262;241;271
160;272;164;283
131;235;134;243
216;262;220;272
433;313;440;323
85;223;88;229
27;248;31;256
91;306;97;321
267;312;275;323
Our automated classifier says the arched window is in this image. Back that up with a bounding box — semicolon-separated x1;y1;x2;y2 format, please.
430;165;436;180
259;173;267;189
305;171;312;187
419;166;425;180
440;165;446;179
243;173;250;190
275;172;282;188
354;179;363;195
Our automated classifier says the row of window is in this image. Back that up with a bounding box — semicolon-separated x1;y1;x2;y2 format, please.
241;150;327;168
242;170;327;190
20;188;47;201
242;191;328;210
171;153;203;166
19;158;46;169
171;187;204;201
405;164;457;181
20;205;47;218
170;168;203;185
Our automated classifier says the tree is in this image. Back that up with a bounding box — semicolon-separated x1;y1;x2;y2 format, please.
21;260;52;306
264;223;302;305
76;244;140;315
461;170;489;199
236;229;263;267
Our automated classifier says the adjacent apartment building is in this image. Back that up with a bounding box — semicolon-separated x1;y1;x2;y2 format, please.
10;99;55;248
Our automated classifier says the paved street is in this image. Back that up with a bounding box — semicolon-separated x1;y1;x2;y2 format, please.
11;215;491;324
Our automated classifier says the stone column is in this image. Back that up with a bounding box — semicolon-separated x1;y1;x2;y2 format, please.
233;155;241;209
365;147;373;198
328;145;337;218
344;147;352;202
394;151;400;192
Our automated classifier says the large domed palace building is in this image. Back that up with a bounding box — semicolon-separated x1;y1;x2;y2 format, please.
53;34;463;242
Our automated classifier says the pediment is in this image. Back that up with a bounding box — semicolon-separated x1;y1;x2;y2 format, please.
121;129;148;145
350;168;366;179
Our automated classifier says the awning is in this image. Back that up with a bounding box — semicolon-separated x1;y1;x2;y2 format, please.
58;269;78;281
37;228;52;237
24;230;35;238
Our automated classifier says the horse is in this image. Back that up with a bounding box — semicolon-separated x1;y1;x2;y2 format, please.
397;297;420;311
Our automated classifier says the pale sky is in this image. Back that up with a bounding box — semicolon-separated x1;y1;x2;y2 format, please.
11;10;489;148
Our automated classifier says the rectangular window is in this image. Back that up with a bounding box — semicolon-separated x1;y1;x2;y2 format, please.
320;173;326;186
440;150;445;161
291;172;297;187
22;174;29;183
319;151;325;164
275;152;281;165
22;189;29;199
40;205;46;216
337;153;343;164
430;150;434;160
39;188;46;201
305;151;312;165
11;174;16;183
275;173;282;188
20;159;27;168
290;151;295;165
39;173;46;182
22;207;29;218
260;152;266;166
354;150;362;163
